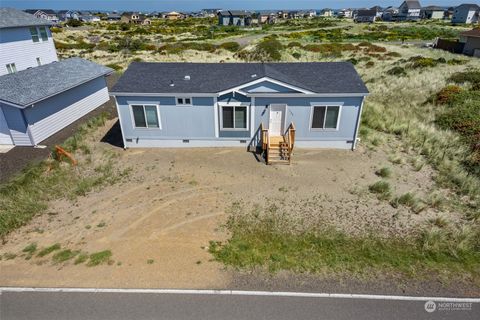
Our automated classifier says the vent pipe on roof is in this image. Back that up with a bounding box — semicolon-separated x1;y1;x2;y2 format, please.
169;80;175;87
184;75;191;80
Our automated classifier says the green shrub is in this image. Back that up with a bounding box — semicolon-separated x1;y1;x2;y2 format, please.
87;250;112;266
219;41;240;52
449;70;480;90
52;249;79;263
22;243;37;254
375;167;392;178
292;52;301;59
65;19;82;27
37;243;61;257
369;180;392;199
387;66;407;76
435;85;463;104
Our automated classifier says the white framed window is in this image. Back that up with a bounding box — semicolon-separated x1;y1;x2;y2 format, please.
36;57;42;66
310;105;341;130
6;63;17;74
30;27;39;42
220;105;248;130
176;97;192;106
130;104;161;129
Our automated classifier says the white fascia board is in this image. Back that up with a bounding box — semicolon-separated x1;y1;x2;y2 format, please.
217;77;315;96
109;92;217;97
246;93;369;98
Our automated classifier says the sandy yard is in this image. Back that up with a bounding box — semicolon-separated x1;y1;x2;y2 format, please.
0;119;455;289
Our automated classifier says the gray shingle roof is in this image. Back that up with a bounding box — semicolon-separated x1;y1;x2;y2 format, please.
0;7;52;28
405;1;422;9
111;62;369;95
0;58;113;107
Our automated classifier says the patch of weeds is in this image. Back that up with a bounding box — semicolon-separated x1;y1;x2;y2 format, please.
375;167;392;178
426;192;445;210
87;250;112;267
278;186;288;192
52;249;79;264
37;243;61;257
391;192;426;213
74;253;89;265
4;252;17;260
189;180;199;186
85;225;91;229
368;180;392;200
147;259;154;264
430;217;448;228
388;154;404;165
196;260;202;265
96;222;106;228
387;66;407;77
22;243;37;254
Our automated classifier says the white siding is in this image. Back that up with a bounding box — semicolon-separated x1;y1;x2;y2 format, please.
0;26;58;76
0;104;31;146
0;106;13;145
26;84;109;145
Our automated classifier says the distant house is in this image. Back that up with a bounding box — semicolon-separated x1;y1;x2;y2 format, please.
370;6;384;18
218;10;252;26
287;11;301;19
397;1;422;20
81;15;101;23
165;11;185;20
319;9;334;17
201;9;221;18
382;6;399;21
421;6;445;19
110;62;369;157
0;8;112;147
460;28;480;56
58;10;80;21
259;13;277;24
277;11;289;19
24;9;59;24
338;9;353;18
355;9;377;23
451;4;479;24
105;13;122;22
121;12;151;24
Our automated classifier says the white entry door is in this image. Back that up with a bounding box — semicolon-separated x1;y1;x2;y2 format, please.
269;104;286;136
0;107;13;145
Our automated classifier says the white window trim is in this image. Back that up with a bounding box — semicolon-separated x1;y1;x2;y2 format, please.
129;104;162;130
219;104;250;131
30;27;40;42
176;96;193;106
309;105;342;132
38;26;48;41
6;63;16;74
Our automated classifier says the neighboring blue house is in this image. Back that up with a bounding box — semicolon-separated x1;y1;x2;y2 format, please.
111;62;369;163
0;8;112;146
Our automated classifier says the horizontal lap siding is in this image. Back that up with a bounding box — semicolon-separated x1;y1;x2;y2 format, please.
116;96;216;141
0;27;58;76
24;77;109;145
0;106;14;145
0;104;31;145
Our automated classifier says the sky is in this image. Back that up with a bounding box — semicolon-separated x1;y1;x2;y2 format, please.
0;0;468;11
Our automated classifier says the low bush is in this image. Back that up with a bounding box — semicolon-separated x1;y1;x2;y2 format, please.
435;85;463;104
87;250;112;266
37;243;61;257
219;41;240;52
375;167;392;178
292;52;301;59
387;66;407;77
369;180;392;199
449;70;480;90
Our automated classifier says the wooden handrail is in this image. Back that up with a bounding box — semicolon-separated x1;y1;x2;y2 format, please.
260;123;269;164
283;122;296;164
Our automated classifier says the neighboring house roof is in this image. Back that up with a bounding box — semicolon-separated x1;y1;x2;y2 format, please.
25;9;57;15
404;1;422;9
423;6;444;11
0;7;52;28
455;3;480;11
218;10;251;17
461;28;480;38
0;58;113;107
111;62;369;95
357;9;377;17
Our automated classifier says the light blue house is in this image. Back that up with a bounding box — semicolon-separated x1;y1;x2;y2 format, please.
0;8;112;147
111;62;369;164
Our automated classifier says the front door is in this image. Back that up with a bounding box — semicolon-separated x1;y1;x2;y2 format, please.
269;104;286;136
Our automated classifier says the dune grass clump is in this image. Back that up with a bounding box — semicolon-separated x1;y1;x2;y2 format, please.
375;167;392;178
37;243;61;257
368;180;392;199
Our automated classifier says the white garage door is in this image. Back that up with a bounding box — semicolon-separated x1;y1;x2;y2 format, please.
27;86;109;145
0;107;13;145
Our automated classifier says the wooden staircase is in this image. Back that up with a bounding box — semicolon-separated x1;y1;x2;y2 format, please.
261;123;296;165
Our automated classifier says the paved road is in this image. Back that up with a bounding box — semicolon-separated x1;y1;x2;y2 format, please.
1;291;478;320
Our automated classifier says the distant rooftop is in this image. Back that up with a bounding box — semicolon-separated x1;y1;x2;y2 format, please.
0;58;112;107
0;7;52;29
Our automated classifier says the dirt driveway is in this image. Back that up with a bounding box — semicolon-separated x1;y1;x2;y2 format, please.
0;118;452;289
